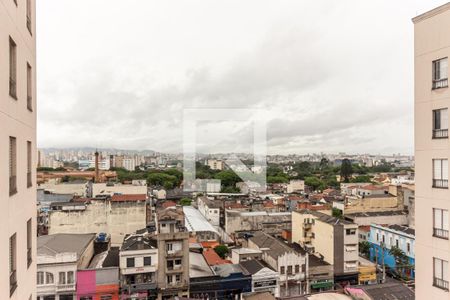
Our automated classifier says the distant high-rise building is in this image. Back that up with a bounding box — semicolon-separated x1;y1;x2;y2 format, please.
0;0;37;299
413;3;450;298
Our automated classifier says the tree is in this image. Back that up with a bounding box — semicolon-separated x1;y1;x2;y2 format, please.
340;159;353;182
389;246;411;279
214;245;229;259
332;208;343;219
214;170;242;188
304;176;325;191
179;197;192;206
359;241;371;257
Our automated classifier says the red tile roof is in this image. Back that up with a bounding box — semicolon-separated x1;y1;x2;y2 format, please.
110;194;147;202
202;248;232;266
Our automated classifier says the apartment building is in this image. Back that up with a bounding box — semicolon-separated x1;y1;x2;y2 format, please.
1;0;37;299
156;206;190;299
292;210;359;285
413;3;450;298
119;233;158;299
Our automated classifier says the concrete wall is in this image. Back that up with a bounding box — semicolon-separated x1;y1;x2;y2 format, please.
48;200;147;245
414;4;450;299
225;210;291;235
1;0;37;299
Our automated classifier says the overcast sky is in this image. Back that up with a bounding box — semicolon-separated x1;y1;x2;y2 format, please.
37;0;446;155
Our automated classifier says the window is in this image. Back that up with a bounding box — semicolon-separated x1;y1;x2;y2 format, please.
9;37;17;99
376;233;379;242
434;257;449;290
27;141;32;187
407;242;411;254
433;58;448;89
59;272;66;284
167;275;173;284
287;265;293;274
27;218;32;267
27;64;32;111
26;0;32;34
295;265;300;273
67;271;74;284
144;256;151;266
433;159;449;188
395;239;399;248
100;296;113;300
280;266;285;274
46;272;54;284
126;257;135;268
175;274;181;283
37;272;44;285
433;109;449;138
346;228;356;235
434;208;449;239
9;137;17;196
10;233;17;296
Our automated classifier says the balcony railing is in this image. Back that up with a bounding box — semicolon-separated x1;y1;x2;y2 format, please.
27;172;32;188
433;228;449;240
434;277;449;291
433;78;449;90
10;175;17;196
433;179;448;189
9;78;17;99
27;96;33;111
56;283;75;292
433;129;449;139
10;270;17;296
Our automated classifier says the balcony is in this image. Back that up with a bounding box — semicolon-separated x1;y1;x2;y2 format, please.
56;283;75;292
9;175;17;196
124;282;157;293
433;78;449;90
433;179;448;189
433;129;449;139
9;77;17;99
10;270;17;296
433;228;449;240
167;264;183;272
433;277;449;291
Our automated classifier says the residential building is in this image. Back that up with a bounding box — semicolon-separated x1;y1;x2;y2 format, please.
247;231;308;297
292;210;359;285
37;234;95;300
197;196;221;227
119;233;158;299
1;0;37;299
413;3;450;298
369;224;415;279
206;159;224;170
156;206;190;299
286;180;305;194
231;248;263;264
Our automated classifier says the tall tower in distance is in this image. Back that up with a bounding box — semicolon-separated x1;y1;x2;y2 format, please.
413;3;450;299
0;0;37;299
95;150;100;183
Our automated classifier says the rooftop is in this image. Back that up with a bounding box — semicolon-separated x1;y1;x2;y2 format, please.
111;194;147;202
183;206;219;234
203;248;232;266
412;2;450;23
37;233;95;258
249;231;299;260
189;251;214;278
298;210;355;226
212;263;249;277
120;234;157;251
346;210;408;218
